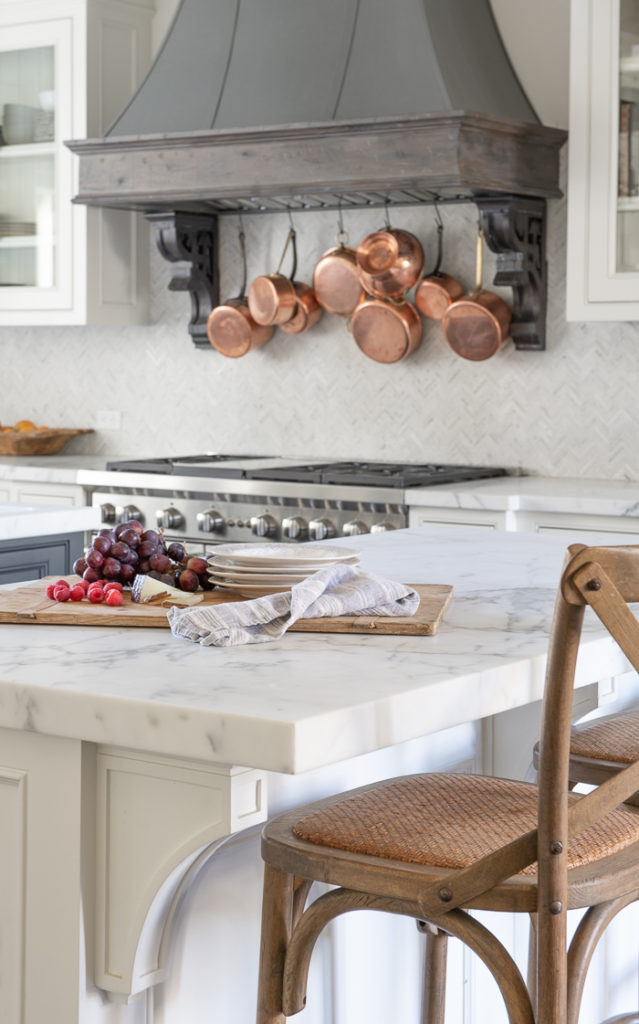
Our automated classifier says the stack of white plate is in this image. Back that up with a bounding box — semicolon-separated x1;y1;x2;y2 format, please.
207;543;360;597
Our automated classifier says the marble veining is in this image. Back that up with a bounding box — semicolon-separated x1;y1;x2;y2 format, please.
0;528;628;773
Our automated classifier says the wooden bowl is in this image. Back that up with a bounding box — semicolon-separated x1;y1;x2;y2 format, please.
0;428;93;456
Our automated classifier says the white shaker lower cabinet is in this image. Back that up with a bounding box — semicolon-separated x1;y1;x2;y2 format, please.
0;0;152;326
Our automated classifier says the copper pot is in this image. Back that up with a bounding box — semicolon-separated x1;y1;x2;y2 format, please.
207;299;274;358
280;282;323;334
442;227;511;361
350;295;423;364
415;215;463;320
206;229;274;358
356;228;424;298
248;228;298;325
313;240;364;316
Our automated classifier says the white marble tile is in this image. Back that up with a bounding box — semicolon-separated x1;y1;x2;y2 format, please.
0;527;628;773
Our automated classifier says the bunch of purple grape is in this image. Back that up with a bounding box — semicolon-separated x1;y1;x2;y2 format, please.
73;519;212;591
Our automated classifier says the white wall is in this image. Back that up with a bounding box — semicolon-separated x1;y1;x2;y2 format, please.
4;0;637;482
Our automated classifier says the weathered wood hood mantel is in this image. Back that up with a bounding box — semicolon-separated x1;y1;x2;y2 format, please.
66;0;567;349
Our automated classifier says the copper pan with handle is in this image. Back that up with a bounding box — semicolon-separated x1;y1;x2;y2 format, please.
206;228;274;358
313;228;364;316
356;226;424;299
415;208;463;321
350;294;423;364
280;281;323;334
441;225;512;361
248;228;298;326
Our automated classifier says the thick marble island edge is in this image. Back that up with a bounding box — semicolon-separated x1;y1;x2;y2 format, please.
0;527;629;775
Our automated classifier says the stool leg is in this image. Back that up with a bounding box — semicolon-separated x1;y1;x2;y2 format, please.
257;864;294;1024
527;913;537;1018
418;921;448;1024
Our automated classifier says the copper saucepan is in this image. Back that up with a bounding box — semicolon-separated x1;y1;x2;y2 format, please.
350;295;423;364
206;229;274;358
415;214;463;321
248;228;298;325
280;281;323;334
313;234;364;316
442;226;512;361
356;227;424;298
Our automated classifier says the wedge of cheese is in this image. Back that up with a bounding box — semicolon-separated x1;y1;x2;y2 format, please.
131;574;204;606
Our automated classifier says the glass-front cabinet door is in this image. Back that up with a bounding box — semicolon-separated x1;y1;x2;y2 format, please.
567;0;639;320
0;0;152;327
0;18;73;316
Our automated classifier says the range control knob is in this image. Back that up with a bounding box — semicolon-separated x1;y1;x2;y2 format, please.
251;514;278;538
156;506;184;530
99;502;116;524
282;516;308;541
371;521;397;533
342;520;369;537
116;504;144;526
197;508;225;534
309;518;337;541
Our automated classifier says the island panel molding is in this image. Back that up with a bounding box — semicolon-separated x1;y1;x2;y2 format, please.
94;747;267;1000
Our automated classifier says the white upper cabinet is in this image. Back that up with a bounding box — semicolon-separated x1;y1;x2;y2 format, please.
0;0;153;325
567;0;639;320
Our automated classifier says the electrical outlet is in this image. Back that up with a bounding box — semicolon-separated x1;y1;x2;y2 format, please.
96;410;121;430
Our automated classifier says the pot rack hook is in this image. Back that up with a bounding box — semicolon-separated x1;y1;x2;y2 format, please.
236;215;248;300
276;225;298;282
383;198;391;229
426;202;444;277
336;198;349;247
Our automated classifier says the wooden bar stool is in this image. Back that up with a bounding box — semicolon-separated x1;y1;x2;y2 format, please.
256;544;639;1024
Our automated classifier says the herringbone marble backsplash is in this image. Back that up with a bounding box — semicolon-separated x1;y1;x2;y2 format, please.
1;163;637;480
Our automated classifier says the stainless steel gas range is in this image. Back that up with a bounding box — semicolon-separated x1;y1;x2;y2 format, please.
83;457;508;551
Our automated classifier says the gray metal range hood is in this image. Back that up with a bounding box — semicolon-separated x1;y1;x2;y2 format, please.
67;0;566;351
108;0;538;136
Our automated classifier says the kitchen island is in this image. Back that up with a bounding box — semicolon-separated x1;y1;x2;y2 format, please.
0;501;100;582
0;526;636;1024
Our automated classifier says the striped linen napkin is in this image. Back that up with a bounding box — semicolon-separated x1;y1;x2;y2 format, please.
167;562;419;647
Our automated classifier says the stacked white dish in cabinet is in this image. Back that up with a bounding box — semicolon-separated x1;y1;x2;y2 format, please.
207;543;360;597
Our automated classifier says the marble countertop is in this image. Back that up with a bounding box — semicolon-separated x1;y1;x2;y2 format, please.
407;475;639;518
2;457;639;521
0;527;627;774
0;455;110;485
0;502;100;541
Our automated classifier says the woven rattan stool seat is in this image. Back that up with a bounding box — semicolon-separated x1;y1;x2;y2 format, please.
571;711;639;763
292;773;639;873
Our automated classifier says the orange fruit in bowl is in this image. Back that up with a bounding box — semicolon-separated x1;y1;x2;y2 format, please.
14;420;37;432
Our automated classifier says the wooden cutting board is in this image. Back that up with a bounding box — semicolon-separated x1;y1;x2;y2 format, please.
0;577;452;636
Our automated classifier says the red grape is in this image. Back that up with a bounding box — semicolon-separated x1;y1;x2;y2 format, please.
86;549;104;568
176;568;199;592
149;553;172;573
93;535;112;555
102;557;122;579
73;556;88;576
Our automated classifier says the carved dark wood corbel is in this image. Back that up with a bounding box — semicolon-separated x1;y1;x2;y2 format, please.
147;212;219;348
475;196;547;351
